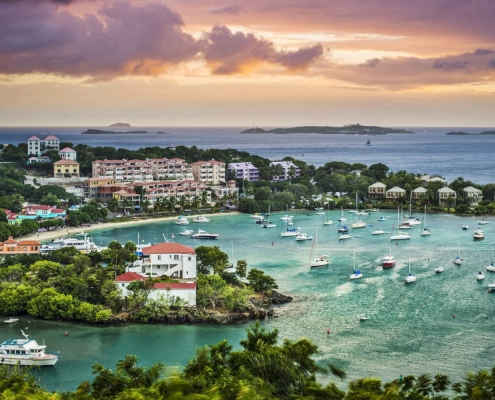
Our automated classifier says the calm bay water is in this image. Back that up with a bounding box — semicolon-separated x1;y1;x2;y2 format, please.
1;126;495;183
2;210;495;392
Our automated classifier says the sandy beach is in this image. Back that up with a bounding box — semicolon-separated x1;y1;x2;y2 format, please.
23;212;241;243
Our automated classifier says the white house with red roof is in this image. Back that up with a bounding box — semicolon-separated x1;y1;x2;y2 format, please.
115;271;197;306
59;147;77;161
27;134;59;156
129;242;197;279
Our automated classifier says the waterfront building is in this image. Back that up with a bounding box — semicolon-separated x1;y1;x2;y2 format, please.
83;177;118;200
0;237;41;255
463;186;483;204
210;180;238;200
146;158;194;181
27;135;59;156
438;187;457;206
386;186;406;200
412;186;428;200
130;242;197;279
269;161;300;182
191;160;226;185
228;162;259;182
367;182;387;199
59;147;77;161
53;159;80;178
116;272;197;306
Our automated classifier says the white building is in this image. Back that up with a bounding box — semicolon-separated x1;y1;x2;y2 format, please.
27;135;60;156
386;186;406;200
191;159;226;185
59;147;77;161
228;162;260;182
368;182;387;199
463;186;483;203
269;161;300;181
421;175;447;187
412;186;428;200
438;187;456;206
129;242;197;279
115;272;196;306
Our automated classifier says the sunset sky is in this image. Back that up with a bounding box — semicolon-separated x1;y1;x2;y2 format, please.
1;0;495;127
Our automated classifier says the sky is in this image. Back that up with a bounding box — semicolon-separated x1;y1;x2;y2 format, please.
1;0;495;127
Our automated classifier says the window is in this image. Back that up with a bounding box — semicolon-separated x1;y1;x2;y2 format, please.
174;255;179;260
122;283;124;287
158;255;161;260
188;257;191;261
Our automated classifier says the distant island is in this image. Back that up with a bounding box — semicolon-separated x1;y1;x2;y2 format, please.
446;131;495;135
82;129;171;135
109;122;131;128
240;124;414;134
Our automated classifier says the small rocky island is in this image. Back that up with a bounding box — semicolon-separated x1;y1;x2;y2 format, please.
109;122;131;128
241;124;414;134
446;130;495;135
82;129;171;135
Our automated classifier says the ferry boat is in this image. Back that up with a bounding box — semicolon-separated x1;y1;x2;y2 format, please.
40;235;102;254
0;330;59;366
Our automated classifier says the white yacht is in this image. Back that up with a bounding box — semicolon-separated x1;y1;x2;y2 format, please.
4;318;18;324
488;282;495;291
478;219;489;225
352;220;366;229
193;215;210;223
280;214;294;221
175;216;190;225
190;229;218;239
473;229;484;240
372;228;386;235
486;263;495;272
295;233;313;241
280;227;300;237
453;256;463;265
477;271;485;280
40;235;102;254
179;229;194;236
435;267;445;273
0;330;59;366
391;231;410;241
339;234;351;240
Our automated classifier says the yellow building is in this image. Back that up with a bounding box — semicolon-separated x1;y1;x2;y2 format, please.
84;177;117;200
53;159;80;178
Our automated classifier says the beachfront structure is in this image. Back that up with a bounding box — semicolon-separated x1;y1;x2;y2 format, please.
191;160;226;185
269;161;300;182
53;159;80;178
412;186;428;200
0;237;41;255
367;182;387;199
12;205;66;224
27;135;60;157
386;186;406;200
421;175;447;187
130;242;197;279
463;186;483;203
91;158;193;183
210;180;238;200
116;272;196;306
59;147;77;161
438;187;457;206
228;162;260;182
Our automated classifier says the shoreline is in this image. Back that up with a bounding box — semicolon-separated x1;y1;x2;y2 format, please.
23;211;242;243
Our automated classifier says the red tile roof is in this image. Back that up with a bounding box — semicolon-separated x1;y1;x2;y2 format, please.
115;272;145;282
53;159;79;165
143;242;195;255
153;282;196;289
59;147;75;152
28;136;41;141
17;240;41;246
43;135;59;140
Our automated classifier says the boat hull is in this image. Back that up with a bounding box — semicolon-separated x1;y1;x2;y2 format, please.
0;355;58;366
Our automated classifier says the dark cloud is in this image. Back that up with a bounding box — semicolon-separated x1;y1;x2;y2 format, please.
473;48;494;56
433;60;469;70
211;5;242;15
361;58;380;68
489;60;495;69
275;44;324;71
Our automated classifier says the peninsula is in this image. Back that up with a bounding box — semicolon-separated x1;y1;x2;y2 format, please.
240;124;414;134
446;130;495;135
109;122;131;128
82;129;171;134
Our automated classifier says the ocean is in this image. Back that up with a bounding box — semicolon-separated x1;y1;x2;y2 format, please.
0;126;494;183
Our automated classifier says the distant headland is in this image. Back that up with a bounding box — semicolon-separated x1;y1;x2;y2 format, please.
240;124;414;134
109;122;131;128
82;129;171;135
446;130;495;135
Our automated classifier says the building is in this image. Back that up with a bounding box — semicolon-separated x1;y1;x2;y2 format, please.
27;135;59;156
210;180;238;200
412;186;428;200
438;187;456;206
385;186;406;200
115;272;196;306
228;162;259;182
53;159;80;178
146;158;194;181
367;182;387;199
421;175;447;187
463;186;483;203
191;160;226;185
59;147;77;161
0;237;41;255
27;156;52;164
130;242;197;279
84;177;118;200
269;161;301;182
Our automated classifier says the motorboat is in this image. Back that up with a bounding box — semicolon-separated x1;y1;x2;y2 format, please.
255;218;268;224
406;217;421;226
314;207;324;211
262;221;277;228
488;282;495;291
250;213;264;219
40;235;102;254
179;229;194;236
372;228;386;235
477;271;485;280
378;216;387;222
74;231;86;237
339;234;351;240
478;219;489;225
295;233;313;241
135;243;152;257
280;214;294;221
352;220;366;229
348;210;358;214
357;211;369;216
175;216;190;225
359;315;370;321
435;267;445;273
486;263;495;272
398;223;412;229
462;224;469;230
390;231;410;240
4;318;18;324
280;227;300;237
0;330;59;366
473;229;484;240
323;219;333;225
370;208;379;212
338;225;349;233
382;254;396;268
453;256;463;265
190;229;218;239
192;215;210;223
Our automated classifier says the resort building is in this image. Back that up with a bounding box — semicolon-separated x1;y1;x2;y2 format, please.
27;135;59;156
421;175;447;187
83;177;118;200
116;272;197;306
53;159;80;178
412;186;428;200
59;147;77;161
129;242;197;279
191;160;226;185
228;162;260;182
386;186;406;200
437;187;457;206
269;161;301;182
146;158;194;181
210;180;238;200
463;186;483;203
367;182;387;199
0;237;41;255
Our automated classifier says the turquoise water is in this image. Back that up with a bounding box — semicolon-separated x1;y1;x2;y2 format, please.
2;210;495;391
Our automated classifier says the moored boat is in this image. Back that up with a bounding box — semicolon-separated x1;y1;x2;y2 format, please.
40;235;102;254
382;252;396;268
478;219;489;225
477;271;485;280
174;216;190;225
4;318;18;324
192;215;210;223
190;229;218;239
179;229;194;236
295;233;313;241
473;229;484;240
0;330;59;366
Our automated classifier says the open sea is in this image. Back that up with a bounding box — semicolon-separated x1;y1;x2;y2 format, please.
1;126;495;392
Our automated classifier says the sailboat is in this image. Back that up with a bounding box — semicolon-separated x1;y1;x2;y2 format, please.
477;270;485;280
390;207;410;240
351;193;366;229
224;240;236;273
382;247;396;268
366;139;371;146
280;205;293;221
262;205;276;228
338;206;347;222
420;204;430;236
372;208;386;235
486;247;495;272
404;193;412;219
404;250;416;283
453;237;462;265
310;229;329;268
323;202;333;225
350;243;363;279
